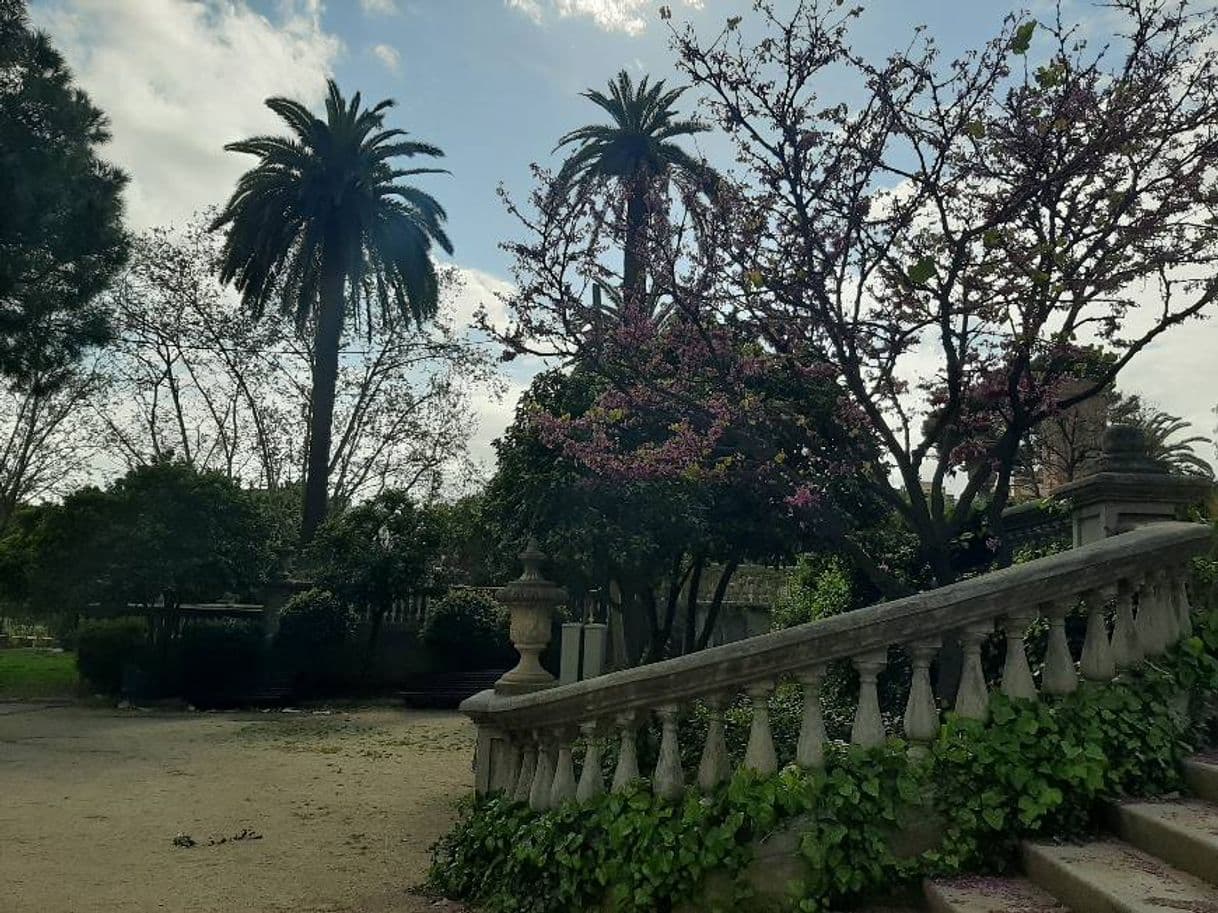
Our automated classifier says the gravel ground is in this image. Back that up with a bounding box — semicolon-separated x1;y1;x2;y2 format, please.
0;702;473;913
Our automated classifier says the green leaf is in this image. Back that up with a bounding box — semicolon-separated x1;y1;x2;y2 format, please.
907;256;937;284
1011;21;1036;55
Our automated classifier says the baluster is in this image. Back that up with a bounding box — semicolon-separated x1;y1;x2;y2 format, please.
550;730;577;807
1158;570;1182;647
1000;614;1037;700
903;639;940;755
1079;588;1116;683
955;622;991;721
492;737;522;794
1135;575;1165;657
1174;567;1194;639
653;704;685;801
529;734;555;811
852;650;887;748
743;682;778;775
1112;578;1143;669
1042;600;1078;696
576;721;605;802
796;668;828;769
697;695;732;790
514;740;537;803
611;713;640;792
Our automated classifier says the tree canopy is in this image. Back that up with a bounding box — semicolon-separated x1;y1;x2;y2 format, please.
8;461;275;614
497;0;1218;594
0;0;128;390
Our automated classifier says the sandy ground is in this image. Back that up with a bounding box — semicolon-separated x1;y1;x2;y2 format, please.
0;702;473;913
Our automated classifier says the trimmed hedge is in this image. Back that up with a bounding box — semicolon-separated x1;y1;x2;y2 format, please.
76;617;148;694
422;589;512;671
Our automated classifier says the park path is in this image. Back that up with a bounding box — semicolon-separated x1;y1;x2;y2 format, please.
0;704;472;913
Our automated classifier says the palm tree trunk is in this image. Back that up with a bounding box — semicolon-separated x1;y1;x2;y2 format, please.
623;185;647;309
300;252;345;543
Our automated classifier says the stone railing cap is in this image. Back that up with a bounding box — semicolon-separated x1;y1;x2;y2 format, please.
462;521;1210;730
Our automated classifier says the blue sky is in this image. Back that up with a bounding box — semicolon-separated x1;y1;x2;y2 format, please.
27;0;1218;473
301;0;1039;279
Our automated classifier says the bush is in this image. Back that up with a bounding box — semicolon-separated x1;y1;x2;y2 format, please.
76;617;148;694
422;589;512;671
430;617;1218;913
178;620;267;705
771;555;854;630
274;588;353;691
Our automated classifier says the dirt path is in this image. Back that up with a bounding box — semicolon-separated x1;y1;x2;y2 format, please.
0;703;473;913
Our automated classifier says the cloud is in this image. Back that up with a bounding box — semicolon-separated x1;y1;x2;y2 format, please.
506;0;703;36
440;267;549;479
31;0;340;230
371;42;400;72
360;0;398;13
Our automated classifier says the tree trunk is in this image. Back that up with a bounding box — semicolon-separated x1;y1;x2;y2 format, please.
696;556;740;651
682;554;705;655
623;186;647;310
300;250;345;543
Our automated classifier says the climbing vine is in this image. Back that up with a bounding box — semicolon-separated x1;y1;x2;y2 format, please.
427;608;1218;913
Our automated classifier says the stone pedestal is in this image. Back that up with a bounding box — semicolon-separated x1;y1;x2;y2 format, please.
1051;424;1212;546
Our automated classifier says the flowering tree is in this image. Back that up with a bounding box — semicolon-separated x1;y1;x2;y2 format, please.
496;0;1218;594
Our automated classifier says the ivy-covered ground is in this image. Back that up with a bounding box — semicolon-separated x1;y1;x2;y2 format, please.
427;608;1218;913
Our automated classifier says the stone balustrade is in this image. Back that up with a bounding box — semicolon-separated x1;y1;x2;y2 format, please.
461;521;1210;810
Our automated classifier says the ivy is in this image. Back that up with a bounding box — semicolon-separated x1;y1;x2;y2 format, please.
428;608;1218;913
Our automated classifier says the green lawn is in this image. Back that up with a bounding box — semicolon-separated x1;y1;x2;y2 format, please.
0;649;78;699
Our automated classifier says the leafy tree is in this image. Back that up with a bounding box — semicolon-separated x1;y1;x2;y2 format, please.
554;70;717;309
100;216;489;506
0;0;128;390
17;461;275;615
306;489;443;656
484;367;871;660
212;80;453;541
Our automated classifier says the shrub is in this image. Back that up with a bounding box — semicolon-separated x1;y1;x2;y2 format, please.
274;588;353;691
771;555;854;630
422;589;512;671
430;620;1218;913
177;620;267;705
76;617;148;694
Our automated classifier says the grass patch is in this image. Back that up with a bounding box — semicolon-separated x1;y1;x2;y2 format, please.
0;649;79;699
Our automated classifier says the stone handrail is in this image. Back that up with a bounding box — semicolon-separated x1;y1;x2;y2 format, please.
462;521;1211;807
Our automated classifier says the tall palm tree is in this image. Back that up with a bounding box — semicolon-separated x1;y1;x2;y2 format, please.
554;70;717;310
212;80;452;541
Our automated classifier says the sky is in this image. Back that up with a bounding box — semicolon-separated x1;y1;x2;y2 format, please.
27;0;1218;477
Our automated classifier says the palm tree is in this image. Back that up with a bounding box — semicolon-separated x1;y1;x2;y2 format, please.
212;80;452;541
1129;408;1215;479
554;70;717;310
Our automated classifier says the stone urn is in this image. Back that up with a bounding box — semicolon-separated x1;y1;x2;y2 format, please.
494;541;567;696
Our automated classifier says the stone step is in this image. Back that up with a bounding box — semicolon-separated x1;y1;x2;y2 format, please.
1184;754;1218;803
1022;838;1218;913
1110;798;1218;887
925;875;1067;913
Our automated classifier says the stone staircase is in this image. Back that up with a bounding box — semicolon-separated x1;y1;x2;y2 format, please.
925;753;1218;913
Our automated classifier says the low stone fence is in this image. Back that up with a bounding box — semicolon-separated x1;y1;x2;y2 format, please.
462;521;1210;805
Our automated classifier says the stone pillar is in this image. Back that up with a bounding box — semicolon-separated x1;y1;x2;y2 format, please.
559;623;582;685
1051;424;1212;547
581;623;608;679
494;541;567;696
